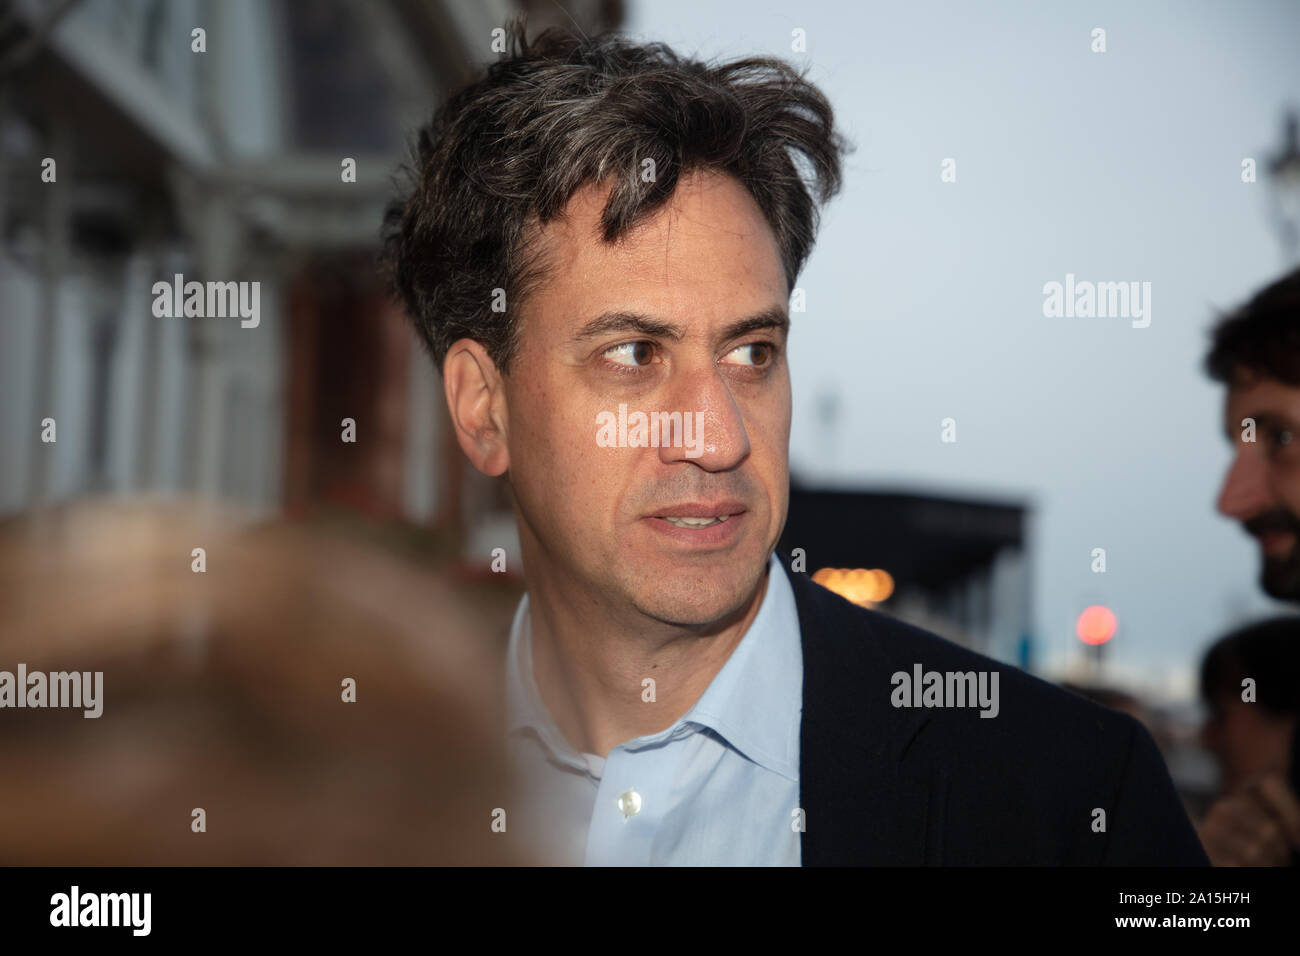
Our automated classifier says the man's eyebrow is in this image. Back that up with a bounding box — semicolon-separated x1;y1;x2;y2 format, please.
569;307;790;345
571;311;686;343
719;307;790;343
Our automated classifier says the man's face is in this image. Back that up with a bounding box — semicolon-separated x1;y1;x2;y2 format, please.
1218;373;1300;599
502;169;791;628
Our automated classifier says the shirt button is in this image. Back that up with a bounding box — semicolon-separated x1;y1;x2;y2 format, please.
617;789;642;819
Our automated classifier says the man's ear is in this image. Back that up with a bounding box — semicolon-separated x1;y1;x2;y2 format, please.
443;338;510;477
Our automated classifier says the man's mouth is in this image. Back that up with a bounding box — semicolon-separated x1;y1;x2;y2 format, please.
647;501;747;539
659;515;731;528
1257;529;1296;558
1243;512;1300;559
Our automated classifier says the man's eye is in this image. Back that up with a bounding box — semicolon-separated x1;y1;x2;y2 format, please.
604;341;656;367
721;342;775;367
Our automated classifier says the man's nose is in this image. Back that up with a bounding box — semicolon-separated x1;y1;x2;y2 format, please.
658;365;750;471
1216;449;1272;521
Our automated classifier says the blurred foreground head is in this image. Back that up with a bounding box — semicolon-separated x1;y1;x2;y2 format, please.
0;499;531;864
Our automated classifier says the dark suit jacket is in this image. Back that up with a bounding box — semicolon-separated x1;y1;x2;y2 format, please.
787;564;1210;865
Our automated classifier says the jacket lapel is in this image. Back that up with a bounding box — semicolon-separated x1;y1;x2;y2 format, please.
786;561;938;865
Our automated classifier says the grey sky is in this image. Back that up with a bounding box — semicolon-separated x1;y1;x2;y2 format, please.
625;0;1300;700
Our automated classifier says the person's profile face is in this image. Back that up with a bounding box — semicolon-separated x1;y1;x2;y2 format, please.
1218;374;1300;600
501;169;791;627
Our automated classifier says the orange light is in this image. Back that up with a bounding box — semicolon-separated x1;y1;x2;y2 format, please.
812;568;895;606
1076;605;1117;645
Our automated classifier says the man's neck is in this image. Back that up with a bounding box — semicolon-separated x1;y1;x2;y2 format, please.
524;561;771;759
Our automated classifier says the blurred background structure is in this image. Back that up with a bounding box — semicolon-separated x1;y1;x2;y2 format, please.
0;0;622;565
779;483;1030;662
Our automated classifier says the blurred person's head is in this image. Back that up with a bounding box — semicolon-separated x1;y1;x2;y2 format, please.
1199;616;1300;794
1207;266;1300;600
381;23;846;630
0;499;531;864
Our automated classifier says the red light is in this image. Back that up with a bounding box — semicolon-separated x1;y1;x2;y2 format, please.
1076;605;1117;645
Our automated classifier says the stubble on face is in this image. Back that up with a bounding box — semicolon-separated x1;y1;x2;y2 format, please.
501;169;792;633
1220;375;1300;601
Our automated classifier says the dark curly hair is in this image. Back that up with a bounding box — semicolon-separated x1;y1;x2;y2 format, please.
1200;615;1300;717
1205;266;1300;386
380;18;848;373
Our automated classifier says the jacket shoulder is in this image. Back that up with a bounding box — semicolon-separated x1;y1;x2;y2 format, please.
789;571;1208;864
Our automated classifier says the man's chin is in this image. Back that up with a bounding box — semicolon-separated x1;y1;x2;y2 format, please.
1260;558;1300;601
625;556;769;630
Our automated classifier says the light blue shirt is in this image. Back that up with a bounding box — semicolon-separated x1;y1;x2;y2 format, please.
505;553;803;866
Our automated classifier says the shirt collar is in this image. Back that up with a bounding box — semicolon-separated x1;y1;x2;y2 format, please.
505;592;591;774
505;553;802;782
